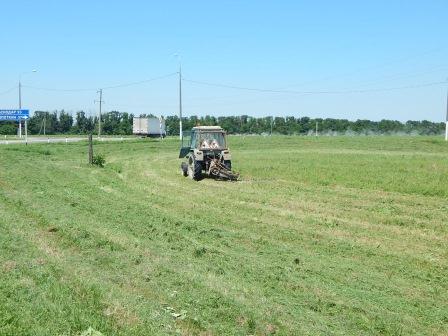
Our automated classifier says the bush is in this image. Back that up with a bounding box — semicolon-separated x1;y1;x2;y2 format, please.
92;154;105;167
0;123;17;135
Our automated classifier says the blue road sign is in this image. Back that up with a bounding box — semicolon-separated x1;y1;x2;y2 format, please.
0;109;29;121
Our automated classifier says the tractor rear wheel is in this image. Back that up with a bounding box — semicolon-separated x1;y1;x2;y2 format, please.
188;156;202;180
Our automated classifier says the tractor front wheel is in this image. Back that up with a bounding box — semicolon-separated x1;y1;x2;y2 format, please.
188;156;202;181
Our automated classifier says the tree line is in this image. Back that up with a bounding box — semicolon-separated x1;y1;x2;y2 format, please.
0;111;133;135
0;110;444;136
166;115;444;136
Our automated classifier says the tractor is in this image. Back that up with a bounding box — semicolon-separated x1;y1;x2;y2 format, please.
179;126;238;181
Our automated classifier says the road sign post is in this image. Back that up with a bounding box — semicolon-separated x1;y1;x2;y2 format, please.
25;117;28;144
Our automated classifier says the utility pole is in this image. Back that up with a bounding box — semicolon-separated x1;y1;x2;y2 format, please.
178;63;183;141
18;70;37;139
18;80;22;138
445;89;448;141
95;89;104;138
160;117;163;139
18;81;28;144
25;115;28;144
270;116;274;135
315;121;318;137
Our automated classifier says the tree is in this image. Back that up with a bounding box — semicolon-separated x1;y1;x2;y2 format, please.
75;111;89;133
59;111;73;133
102;111;121;135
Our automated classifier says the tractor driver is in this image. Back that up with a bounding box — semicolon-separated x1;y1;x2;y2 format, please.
200;139;210;149
210;139;220;149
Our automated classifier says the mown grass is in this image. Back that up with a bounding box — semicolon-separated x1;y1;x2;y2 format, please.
0;136;447;335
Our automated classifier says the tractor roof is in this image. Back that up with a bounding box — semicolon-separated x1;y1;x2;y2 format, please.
192;126;224;131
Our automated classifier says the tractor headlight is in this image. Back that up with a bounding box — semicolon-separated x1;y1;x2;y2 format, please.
194;149;204;160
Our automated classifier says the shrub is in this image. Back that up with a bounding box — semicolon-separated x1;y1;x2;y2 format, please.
0;124;17;135
92;154;105;167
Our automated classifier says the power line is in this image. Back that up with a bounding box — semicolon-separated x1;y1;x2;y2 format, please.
340;65;448;89
0;85;18;96
102;72;177;89
20;72;177;92
20;85;96;92
341;81;448;93
183;78;314;94
183;78;448;95
274;46;448;90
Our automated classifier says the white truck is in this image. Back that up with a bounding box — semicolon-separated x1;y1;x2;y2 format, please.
133;117;166;137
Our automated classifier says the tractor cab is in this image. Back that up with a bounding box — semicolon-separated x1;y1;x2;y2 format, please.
179;126;227;158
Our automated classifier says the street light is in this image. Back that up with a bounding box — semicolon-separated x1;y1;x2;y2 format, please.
18;69;37;139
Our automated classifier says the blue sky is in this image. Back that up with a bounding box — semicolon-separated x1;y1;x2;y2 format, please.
0;0;447;121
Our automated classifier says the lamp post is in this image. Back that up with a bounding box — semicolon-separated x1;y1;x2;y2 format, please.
18;69;37;139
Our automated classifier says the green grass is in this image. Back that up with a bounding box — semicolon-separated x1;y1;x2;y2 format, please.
0;136;447;335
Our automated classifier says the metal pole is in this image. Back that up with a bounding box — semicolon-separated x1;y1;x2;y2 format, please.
445;121;447;141
18;70;37;140
25;117;28;145
160;117;163;139
445;89;448;141
270;116;273;135
18;81;22;138
179;64;183;141
98;89;102;138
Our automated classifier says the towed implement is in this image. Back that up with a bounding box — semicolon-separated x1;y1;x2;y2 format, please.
179;126;239;181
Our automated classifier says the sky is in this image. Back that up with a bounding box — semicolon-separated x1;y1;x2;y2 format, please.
0;0;447;121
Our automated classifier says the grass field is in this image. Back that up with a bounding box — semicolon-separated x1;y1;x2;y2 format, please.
0;136;447;335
